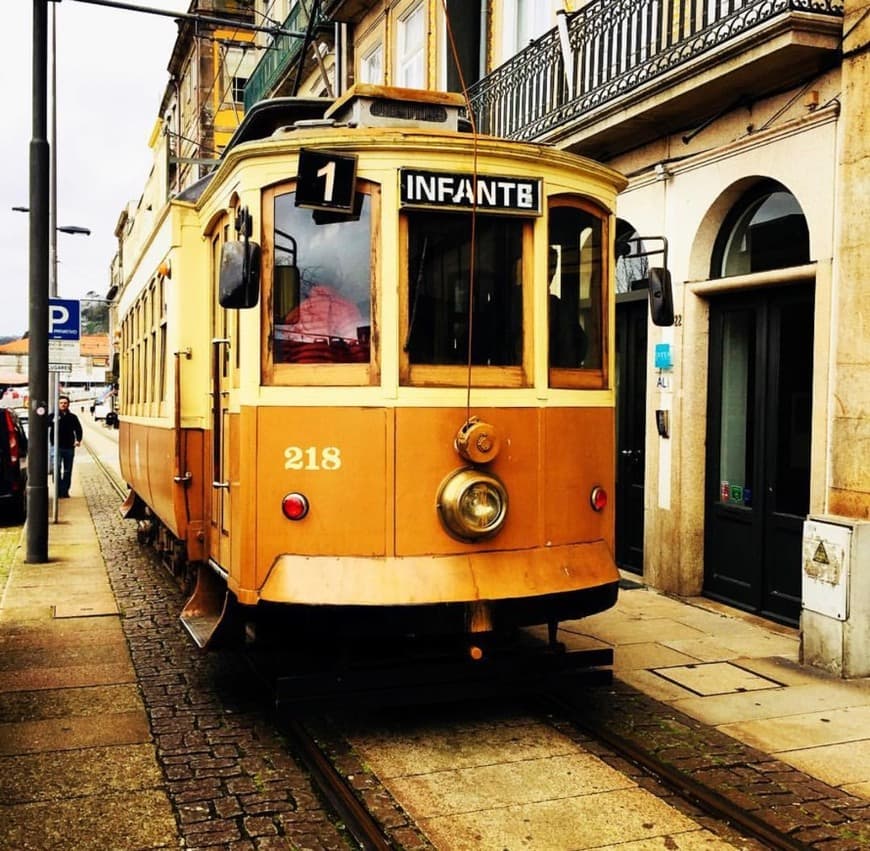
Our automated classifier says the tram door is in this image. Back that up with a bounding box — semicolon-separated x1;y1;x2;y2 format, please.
615;296;648;573
208;229;237;570
704;285;813;625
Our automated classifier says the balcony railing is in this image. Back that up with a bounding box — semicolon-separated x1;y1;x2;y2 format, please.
244;3;318;110
467;0;844;142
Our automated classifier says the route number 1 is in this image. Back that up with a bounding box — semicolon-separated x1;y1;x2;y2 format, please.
296;149;358;213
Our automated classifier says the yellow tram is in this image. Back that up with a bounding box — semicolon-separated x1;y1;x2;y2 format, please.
116;85;653;652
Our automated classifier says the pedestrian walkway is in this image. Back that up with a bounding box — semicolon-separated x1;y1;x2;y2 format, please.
2;451;870;849
557;579;870;800
0;462;177;850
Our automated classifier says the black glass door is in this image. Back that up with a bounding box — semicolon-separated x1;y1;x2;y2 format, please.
616;297;648;573
704;285;813;625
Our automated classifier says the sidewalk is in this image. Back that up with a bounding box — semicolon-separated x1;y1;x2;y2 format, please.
0;461;177;849
559;579;870;800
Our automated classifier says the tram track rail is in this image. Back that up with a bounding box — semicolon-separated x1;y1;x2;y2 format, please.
277;717;397;851
542;690;811;851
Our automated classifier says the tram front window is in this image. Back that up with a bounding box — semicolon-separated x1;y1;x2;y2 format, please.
548;200;606;386
405;211;524;367
272;190;372;364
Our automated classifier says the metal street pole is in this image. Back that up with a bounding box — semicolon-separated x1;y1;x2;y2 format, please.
27;0;50;563
50;0;60;525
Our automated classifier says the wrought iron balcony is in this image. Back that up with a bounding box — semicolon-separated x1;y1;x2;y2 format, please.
468;0;844;156
244;3;320;110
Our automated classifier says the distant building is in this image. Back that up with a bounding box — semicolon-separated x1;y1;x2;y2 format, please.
0;334;110;391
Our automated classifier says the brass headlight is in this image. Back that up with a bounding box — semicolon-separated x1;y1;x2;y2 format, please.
437;468;508;541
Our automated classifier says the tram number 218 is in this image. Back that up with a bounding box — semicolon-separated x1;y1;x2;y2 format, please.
284;446;343;471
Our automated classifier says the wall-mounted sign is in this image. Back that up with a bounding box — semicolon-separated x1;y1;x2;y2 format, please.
400;168;542;215
654;342;672;370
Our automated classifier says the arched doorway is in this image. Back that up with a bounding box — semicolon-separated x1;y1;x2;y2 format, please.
703;181;812;625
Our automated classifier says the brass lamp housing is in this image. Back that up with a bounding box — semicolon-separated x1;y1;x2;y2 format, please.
437;468;509;541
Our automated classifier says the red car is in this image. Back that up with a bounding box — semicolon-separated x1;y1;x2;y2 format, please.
0;408;28;523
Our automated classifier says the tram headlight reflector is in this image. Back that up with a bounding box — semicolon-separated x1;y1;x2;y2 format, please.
437;469;508;541
282;492;310;521
590;486;608;512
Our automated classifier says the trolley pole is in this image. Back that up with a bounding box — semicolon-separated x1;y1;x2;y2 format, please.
27;0;50;563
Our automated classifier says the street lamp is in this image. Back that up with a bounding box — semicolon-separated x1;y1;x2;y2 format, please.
13;207;91;237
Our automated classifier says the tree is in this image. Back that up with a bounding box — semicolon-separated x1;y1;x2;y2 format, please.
80;291;109;334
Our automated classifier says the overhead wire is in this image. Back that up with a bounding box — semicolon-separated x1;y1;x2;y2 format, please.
176;0;285;172
439;0;480;421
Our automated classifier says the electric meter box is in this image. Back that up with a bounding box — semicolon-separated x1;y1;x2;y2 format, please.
802;518;851;620
801;516;870;678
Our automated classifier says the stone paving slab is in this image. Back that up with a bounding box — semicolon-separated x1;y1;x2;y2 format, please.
351;716;577;777
375;750;637;819
0;709;152;755
0;616;122;649
0;789;178;851
0;683;143;723
0;639;130;672
678;683;870;727
0;661;135;693
417;787;705;851
775;739;870;788
1;743;164;802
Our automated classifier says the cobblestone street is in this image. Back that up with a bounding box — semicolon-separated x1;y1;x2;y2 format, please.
82;463;352;851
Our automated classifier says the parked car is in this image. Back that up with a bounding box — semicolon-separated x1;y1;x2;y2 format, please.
0;408;28;523
11;407;28;436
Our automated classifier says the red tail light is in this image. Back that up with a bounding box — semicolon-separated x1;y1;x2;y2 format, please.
282;492;310;521
590;486;607;512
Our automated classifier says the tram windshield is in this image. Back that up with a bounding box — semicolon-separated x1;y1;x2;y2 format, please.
271;190;372;364
405;211;524;367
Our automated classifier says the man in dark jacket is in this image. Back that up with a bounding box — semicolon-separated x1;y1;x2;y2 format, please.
50;395;83;498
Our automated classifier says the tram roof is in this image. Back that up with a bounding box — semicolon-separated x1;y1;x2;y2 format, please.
173;97;332;203
224;97;333;155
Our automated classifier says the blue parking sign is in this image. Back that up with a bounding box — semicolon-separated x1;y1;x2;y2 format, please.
48;298;80;341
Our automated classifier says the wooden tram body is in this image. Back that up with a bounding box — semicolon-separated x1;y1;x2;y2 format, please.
116;86;629;649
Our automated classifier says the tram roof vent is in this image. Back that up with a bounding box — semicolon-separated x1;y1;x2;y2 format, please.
326;84;466;131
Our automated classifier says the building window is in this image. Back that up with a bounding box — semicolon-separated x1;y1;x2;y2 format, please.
231;76;248;104
397;3;425;88
502;0;553;59
712;181;810;277
360;44;384;85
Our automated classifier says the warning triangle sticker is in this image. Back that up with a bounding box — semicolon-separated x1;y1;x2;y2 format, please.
813;541;830;564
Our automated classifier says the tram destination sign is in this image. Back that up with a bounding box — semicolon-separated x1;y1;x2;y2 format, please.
400;169;541;215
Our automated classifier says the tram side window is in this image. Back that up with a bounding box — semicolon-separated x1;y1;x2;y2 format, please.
272;191;372;364
548;203;604;376
405;211;523;366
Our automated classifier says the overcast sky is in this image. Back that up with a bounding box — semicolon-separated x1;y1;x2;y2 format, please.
4;0;189;339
